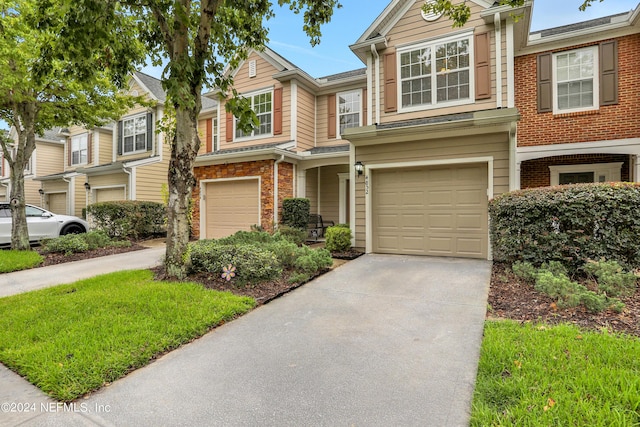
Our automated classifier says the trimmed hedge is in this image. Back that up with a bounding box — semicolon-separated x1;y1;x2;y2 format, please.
325;225;352;252
87;201;166;239
490;183;640;271
281;198;310;230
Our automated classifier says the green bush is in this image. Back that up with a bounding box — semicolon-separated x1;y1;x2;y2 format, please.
274;225;307;246
582;260;637;297
41;234;89;255
325;225;352;252
489;183;640;272
511;261;537;282
87;201;166;239
83;230;113;250
281;198;310;230
188;242;282;285
293;247;333;274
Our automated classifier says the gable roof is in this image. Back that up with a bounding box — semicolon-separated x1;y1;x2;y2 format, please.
133;71;218;111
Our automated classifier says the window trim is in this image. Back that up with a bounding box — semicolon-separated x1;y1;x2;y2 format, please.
337;89;362;138
552;46;599;115
234;88;274;142
549;162;622;186
121;112;149;155
70;134;88;166
397;31;475;113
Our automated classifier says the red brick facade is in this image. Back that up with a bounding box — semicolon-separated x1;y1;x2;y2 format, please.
515;34;640;148
192;160;294;238
520;154;630;188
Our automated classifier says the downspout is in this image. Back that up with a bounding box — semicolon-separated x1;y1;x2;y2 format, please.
62;175;72;215
371;44;381;124
273;154;285;228
123;166;134;200
494;13;503;109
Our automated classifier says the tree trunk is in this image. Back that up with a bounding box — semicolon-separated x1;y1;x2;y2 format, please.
164;105;200;279
9;164;30;250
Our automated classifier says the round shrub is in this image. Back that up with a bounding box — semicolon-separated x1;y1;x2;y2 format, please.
274;225;307;246
325;225;352;252
188;241;282;285
490;183;640;271
87;201;166;239
281;198;310;230
41;234;89;255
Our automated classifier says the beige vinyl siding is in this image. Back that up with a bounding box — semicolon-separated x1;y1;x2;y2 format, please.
315;94;330;146
36;142;64;176
319;165;348;225
296;86;315;151
73;177;86;217
43;180;69;193
197;117;209;155
135;142;170;203
353;133;509;249
305;168;318;214
379;1;504;123
218;53;291;150
89;173;128;197
99;130;114;164
23;177;41;207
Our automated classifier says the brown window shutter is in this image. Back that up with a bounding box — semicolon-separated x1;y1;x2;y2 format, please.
362;88;367;126
383;51;397;113
206;118;213;152
474;32;491;100
600;41;618;106
225;111;233;142
67;138;72;166
537;52;553;113
273;87;283;135
87;133;92;164
327;93;336;139
117;120;123;155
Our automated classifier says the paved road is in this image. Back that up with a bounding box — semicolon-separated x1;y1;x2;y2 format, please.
1;254;491;427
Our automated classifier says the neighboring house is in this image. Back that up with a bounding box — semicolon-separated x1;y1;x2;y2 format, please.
36;71;217;216
513;5;640;188
193;0;522;260
0;127;66;211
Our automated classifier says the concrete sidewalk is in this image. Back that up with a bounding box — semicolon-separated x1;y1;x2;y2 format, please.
0;245;165;298
2;254;491;427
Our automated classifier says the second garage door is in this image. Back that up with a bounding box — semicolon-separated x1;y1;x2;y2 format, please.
205;179;260;239
47;193;67;214
95;187;126;203
372;163;488;259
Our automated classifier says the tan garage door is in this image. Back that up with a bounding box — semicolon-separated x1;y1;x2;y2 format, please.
205;179;260;239
372;164;488;259
95;187;125;203
48;193;67;214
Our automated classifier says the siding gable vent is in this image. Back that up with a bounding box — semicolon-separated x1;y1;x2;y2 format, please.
248;60;257;78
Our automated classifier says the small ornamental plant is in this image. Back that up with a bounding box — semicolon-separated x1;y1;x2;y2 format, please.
221;264;236;282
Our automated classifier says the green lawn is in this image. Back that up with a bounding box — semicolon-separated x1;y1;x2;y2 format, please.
472;320;640;426
0;270;255;401
0;250;43;273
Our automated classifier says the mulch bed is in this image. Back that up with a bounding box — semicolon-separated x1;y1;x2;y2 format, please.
330;249;364;260
37;244;147;266
489;262;640;338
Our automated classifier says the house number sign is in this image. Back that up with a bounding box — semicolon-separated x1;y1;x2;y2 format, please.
365;175;369;195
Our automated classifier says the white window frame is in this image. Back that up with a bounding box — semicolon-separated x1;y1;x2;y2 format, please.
397;31;475;113
337;89;362;138
234;88;273;142
121;113;148;155
549;162;622;186
212;116;218;150
71;134;88;166
552;46;599;115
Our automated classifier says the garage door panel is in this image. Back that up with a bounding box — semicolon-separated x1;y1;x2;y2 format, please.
373;164;488;259
48;193;67;215
96;188;125;203
206;179;259;239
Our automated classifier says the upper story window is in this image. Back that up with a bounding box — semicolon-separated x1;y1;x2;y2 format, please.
398;33;472;112
123;114;148;154
553;46;598;114
338;90;361;135
212;117;218;148
71;134;88;165
235;90;272;140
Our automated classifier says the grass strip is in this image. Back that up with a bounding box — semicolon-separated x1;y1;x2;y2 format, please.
0;270;255;401
0;250;43;273
472;320;640;426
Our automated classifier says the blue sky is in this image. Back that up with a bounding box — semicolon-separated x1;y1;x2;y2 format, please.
1;0;638;131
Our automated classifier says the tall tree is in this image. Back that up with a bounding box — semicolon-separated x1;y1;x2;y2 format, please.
423;0;603;27
65;0;341;278
0;0;142;249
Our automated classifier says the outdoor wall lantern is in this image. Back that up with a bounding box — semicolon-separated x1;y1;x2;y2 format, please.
84;182;91;191
354;161;364;176
38;188;44;195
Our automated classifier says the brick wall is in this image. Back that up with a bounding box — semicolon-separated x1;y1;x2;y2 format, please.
192;160;294;238
515;34;640;147
520;154;630;188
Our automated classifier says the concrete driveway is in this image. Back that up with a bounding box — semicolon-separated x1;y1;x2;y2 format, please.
6;254;491;427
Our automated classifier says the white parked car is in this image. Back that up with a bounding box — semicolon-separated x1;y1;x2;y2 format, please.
0;202;89;246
